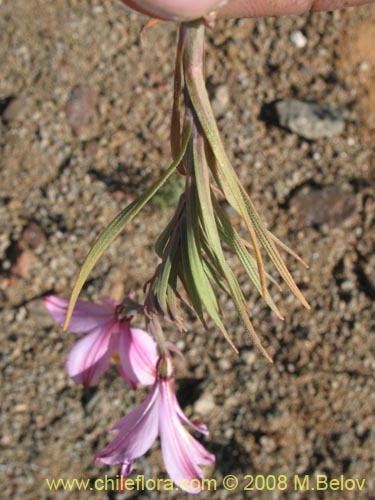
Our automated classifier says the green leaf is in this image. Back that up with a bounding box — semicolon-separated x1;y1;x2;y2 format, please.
183;162;239;352
239;186;310;310
179;226;207;329
269;232;309;269
165;265;182;326
184;59;267;298
156;230;179;314
63;124;191;330
171;26;184;163
213;197;284;320
154;195;185;258
192;134;272;361
183;28;308;312
200;241;231;297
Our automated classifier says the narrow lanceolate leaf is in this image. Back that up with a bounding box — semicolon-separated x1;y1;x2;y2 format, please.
165;264;182;327
156;227;179;314
183;23;309;311
154;195;185;258
200;240;231;297
239;186;310;310
269;232;309;269
212;196;283;319
183;24;267;298
179;227;208;330
171;26;185;173
185;182;224;327
63;124;191;330
183;160;238;353
155;256;172;314
193;133;272;362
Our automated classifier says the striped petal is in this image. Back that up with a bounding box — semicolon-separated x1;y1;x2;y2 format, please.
66;325;114;387
159;378;215;493
44;295;115;333
116;324;158;387
96;382;160;466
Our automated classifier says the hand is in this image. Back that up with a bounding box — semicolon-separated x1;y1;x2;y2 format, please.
214;0;375;18
119;0;375;22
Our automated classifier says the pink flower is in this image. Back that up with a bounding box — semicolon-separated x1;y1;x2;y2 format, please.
96;355;215;494
44;296;158;388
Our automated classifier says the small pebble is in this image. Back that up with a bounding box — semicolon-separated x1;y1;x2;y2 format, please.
212;84;230;116
289;185;357;229
21;222;46;250
290;30;307;49
194;392;216;415
65;84;97;133
275;98;346;140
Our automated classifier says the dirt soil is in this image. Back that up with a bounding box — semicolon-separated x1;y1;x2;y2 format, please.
1;1;375;499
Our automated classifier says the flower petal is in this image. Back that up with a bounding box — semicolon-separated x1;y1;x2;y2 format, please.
116;325;158;387
66;326;113;386
174;395;209;436
159;379;215;493
44;296;114;333
96;383;160;466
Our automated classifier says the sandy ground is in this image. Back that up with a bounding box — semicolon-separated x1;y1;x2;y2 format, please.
1;1;375;499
